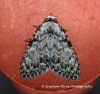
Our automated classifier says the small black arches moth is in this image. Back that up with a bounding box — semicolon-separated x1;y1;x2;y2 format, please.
20;13;80;80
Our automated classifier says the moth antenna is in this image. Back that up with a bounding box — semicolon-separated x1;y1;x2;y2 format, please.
50;13;53;16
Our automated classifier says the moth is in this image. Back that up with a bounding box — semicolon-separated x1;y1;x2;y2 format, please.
20;13;80;80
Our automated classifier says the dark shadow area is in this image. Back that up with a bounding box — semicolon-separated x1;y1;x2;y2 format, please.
0;71;19;94
87;76;100;94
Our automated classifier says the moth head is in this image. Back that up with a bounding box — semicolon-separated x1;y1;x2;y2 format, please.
44;13;58;22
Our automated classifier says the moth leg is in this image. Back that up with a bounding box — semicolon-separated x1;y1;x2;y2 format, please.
31;25;39;28
23;38;31;42
65;29;69;32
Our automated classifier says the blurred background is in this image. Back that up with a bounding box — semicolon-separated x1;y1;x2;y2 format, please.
0;71;19;94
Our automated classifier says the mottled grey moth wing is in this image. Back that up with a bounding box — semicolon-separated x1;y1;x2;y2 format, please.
50;33;80;80
20;13;80;79
20;36;49;78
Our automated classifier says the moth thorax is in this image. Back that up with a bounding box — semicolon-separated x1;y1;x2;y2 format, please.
47;25;54;34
